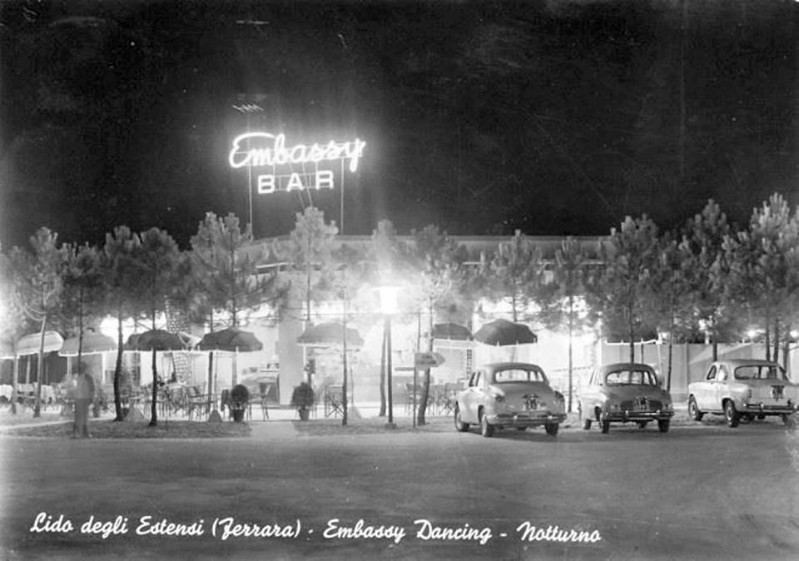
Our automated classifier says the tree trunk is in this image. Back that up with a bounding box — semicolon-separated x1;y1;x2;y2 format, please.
149;347;158;427
765;321;771;361
416;303;434;426
379;324;386;417
208;311;216;411
567;291;574;413
113;313;124;421
10;357;18;415
783;320;791;372
342;309;348;427
33;317;47;418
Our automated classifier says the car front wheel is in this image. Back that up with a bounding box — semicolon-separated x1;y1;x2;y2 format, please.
582;418;592;430
545;423;559;437
782;414;796;429
688;396;704;422
724;400;740;428
658;419;670;433
479;410;494;438
600;412;610;434
454;404;470;432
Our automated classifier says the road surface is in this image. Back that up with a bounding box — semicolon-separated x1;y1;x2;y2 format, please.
1;418;798;560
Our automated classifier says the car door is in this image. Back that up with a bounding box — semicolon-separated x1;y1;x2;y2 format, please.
713;364;730;411
460;370;484;423
694;365;717;411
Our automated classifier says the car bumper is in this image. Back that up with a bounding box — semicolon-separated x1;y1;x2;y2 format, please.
742;402;799;415
486;412;567;427
603;410;674;423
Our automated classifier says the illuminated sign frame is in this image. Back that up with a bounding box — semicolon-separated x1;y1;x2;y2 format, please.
229;130;367;233
229;132;366;194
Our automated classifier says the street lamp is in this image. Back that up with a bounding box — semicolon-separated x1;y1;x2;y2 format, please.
378;285;400;428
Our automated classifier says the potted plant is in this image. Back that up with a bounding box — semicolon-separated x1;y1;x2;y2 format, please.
229;384;250;423
291;382;315;421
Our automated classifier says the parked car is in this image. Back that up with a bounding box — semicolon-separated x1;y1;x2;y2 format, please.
454;362;566;437
579;363;674;433
687;359;799;427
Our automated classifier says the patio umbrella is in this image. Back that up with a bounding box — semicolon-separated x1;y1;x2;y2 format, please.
297;322;364;348
125;329;187;426
474;319;537;346
59;332;117;356
124;330;187;352
432;323;473;341
197;327;263;412
197;327;263;353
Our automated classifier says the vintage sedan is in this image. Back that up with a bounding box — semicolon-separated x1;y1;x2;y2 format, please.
579;363;674;433
688;359;799;427
453;362;566;437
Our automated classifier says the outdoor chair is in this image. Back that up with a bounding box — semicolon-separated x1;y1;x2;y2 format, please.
404;382;433;414
186;386;210;421
324;385;344;418
440;383;458;415
253;383;270;420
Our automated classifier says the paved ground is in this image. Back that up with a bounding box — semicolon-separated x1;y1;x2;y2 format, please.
1;410;798;561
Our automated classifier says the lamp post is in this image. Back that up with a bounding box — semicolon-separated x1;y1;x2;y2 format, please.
378;285;400;428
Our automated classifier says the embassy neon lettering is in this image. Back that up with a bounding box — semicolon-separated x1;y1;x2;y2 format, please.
229;132;367;173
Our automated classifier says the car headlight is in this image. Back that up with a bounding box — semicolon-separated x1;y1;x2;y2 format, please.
494;394;505;404
555;392;565;403
663;401;673;411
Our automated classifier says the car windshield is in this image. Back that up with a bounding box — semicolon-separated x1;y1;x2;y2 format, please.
493;368;546;384
605;369;658;386
733;364;788;381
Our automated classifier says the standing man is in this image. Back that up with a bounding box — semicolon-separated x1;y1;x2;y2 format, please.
73;370;95;438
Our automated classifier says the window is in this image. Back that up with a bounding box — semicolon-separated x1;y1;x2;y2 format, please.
717;366;727;382
706;366;717;381
605;370;656;385
494;368;544;383
734;364;786;381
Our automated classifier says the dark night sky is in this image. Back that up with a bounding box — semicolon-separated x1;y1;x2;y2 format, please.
1;0;798;250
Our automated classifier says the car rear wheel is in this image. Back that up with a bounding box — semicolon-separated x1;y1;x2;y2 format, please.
688;396;704;422
454;404;470;432
582;418;592;430
658;419;670;433
545;423;559;437
479;410;494;438
724;400;740;428
637;421;649;429
782;414;796;429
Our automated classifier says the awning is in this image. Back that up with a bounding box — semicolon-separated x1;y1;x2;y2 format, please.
59;332;117;356
16;331;64;356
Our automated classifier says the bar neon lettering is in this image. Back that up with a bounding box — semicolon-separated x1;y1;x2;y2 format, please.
229;132;367;172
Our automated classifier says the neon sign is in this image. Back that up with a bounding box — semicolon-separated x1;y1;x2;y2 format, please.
229;132;366;195
229;132;366;173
